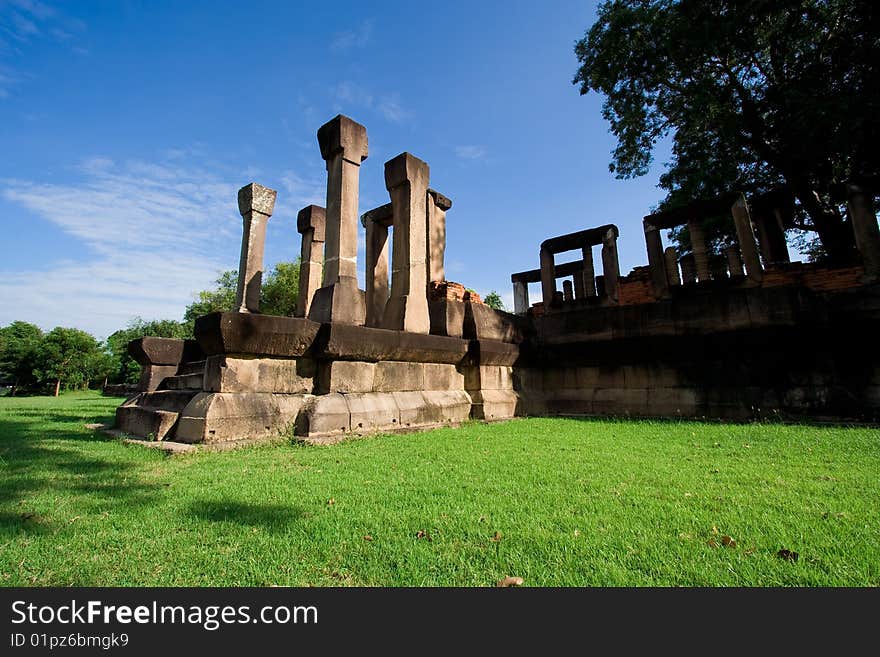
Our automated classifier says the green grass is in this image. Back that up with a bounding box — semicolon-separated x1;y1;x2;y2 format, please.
0;390;878;586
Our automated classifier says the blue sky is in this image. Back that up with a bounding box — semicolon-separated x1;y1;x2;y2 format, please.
0;0;672;338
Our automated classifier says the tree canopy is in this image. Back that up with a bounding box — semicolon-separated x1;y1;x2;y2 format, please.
573;0;879;263
483;291;505;311
0;321;43;394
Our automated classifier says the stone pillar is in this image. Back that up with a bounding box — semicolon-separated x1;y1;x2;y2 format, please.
361;207;391;328
512;279;529;315
309;114;368;325
730;194;764;283
573;269;586;299
562;279;574;302
687;219;711;282
382;152;431;334
725;246;744;277
581;245;597;297
755;210;790;265
644;220;669;299
846;183;880;282
664;247;681;286
295;205;325;318
539;247;557;309
601;227;620;304
680;255;697;284
427;189;451;284
234;183;277;313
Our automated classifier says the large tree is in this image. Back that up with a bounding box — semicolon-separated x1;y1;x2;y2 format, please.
573;0;880;263
33;327;106;396
0;321;42;395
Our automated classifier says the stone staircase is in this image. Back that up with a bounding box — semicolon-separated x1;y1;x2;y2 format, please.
115;359;206;441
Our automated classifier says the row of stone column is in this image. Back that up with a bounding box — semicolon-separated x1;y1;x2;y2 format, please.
230;114;453;335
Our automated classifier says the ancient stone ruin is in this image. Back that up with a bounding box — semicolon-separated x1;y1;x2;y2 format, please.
116;115;880;445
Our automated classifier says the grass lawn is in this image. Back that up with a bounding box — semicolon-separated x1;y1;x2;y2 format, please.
0;390;877;586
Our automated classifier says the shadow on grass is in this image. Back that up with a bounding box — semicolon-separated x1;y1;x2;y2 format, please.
0;415;161;538
188;501;305;533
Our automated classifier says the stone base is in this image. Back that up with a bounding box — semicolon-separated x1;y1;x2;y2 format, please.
308;277;366;325
382;294;430;334
175;392;306;444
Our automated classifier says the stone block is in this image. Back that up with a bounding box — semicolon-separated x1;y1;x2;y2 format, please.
374;361;425;392
307;277;367;326
346;392;400;432
423;363;465;390
137;364;179;392
464;365;513;391
463;303;525;343
470;389;518;420
195;312;321;358
314;360;375;394
513;368;543;392
646;388;702;417
176;392;306;443
423;389;473;424
428;299;465;338
294;393;350;437
128;337;186;366
575;367;600;388
319;323;469;364
204;356;315;394
592;388;649;416
115;406;179;441
393;391;440;427
463;339;521;367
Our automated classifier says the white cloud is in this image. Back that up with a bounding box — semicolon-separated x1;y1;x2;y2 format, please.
455;145;487;160
332;82;411;125
330;19;373;52
0;156;293;338
377;94;409;123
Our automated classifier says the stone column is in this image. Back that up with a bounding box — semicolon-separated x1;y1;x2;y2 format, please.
295;205;325;318
309;114;368;325
687;218;711;282
846;183;880;282
361;205;391;327
755;209;790;265
601;226;620;304
512;279;529;315
382;152;431;334
427;189;451;284
581;245;597;297
730;194;764;283
725;246;744;277
539;247;557;309
644;220;669;299
573;269;586;298
562;279;574;302
680;255;697;284
664;247;681;286
234;183;277;313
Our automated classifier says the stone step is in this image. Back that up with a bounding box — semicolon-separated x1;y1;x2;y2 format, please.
161;373;204;390
178;360;206;375
115;405;180;441
130;390;199;412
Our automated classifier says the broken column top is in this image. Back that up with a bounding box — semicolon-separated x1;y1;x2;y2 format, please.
317;114;369;164
540;224;619;253
238;183;277;217
428;188;453;211
361;202;393;228
297;205;326;241
385;152;429;190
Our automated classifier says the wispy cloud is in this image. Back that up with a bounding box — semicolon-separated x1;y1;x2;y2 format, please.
0;156;263;337
332;81;411;124
330;19;373;52
455;145;488;161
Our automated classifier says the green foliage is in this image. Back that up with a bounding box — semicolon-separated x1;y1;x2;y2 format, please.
182;261;301;334
483;291;505;311
573;0;878;262
0;321;43;394
105;317;190;385
260;260;301;317
2;394;879;586
32;326;107;394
